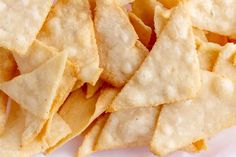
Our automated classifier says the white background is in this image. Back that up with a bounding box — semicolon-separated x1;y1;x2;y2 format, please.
33;125;236;157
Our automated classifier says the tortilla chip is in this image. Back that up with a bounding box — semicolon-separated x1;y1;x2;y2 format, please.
38;0;102;85
154;4;170;37
46;87;119;153
205;32;228;46
77;114;109;157
193;28;208;46
0;101;71;157
0;48;17;134
213;43;236;81
43;113;71;147
157;0;180;9
182;140;207;153
22;61;77;146
86;79;104;99
128;12;152;47
95;0;148;87
96;107;160;150
110;4;200;111
117;0;134;6
198;42;221;71
187;0;236;36
151;71;236;156
13;40;58;74
132;0;160;28
0;53;67;119
0;0;53;54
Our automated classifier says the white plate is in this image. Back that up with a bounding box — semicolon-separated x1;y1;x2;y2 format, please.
33;125;236;157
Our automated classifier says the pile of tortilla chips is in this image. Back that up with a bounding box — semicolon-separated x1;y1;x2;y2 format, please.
1;0;236;157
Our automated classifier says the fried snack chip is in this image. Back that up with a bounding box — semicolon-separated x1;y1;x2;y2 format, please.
0;53;67;119
151;71;236;156
0;0;53;54
132;0;160;28
86;79;104;99
157;0;181;9
187;0;236;36
96;107;160;150
193;28;208;45
197;42;221;71
110;4;200;111
46;87;118;153
213;43;236;81
205;32;228;46
0;101;71;157
38;0;102;85
153;4;170;37
95;0;148;87
183;140;207;153
13;40;58;74
0;48;17;134
77;114;109;157
129;12;152;47
22;61;77;146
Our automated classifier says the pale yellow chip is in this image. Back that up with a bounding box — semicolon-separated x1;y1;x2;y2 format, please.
183;140;207;153
198;42;222;71
95;0;148;87
38;0;102;85
86;79;104;99
213;43;236;81
0;0;53;54
157;0;181;9
205;32;228;46
21;61;77;146
132;0;160;28
110;4;201;111
151;71;236;156
13;40;58;74
0;53;67;119
0;101;71;157
187;0;236;36
96;107;160;150
193;28;208;45
46;87;119;153
0;48;17;134
154;4;170;37
77;115;109;157
129;12;152;47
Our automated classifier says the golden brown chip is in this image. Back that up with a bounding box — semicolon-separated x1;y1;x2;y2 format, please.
95;0;148;87
205;32;228;46
157;0;181;9
198;42;222;71
110;3;200;111
128;12;152;47
46;87;119;153
86;79;104;99
38;0;102;85
151;71;236;156
77;114;109;157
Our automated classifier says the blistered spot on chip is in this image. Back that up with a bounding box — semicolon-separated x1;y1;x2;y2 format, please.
214;77;234;98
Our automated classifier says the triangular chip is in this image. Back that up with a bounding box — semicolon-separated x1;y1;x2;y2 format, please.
187;0;236;36
0;48;17;134
110;3;201;111
128;12;152;47
0;101;71;157
0;53;67;119
95;0;148;87
198;42;221;71
96;107;160;150
213;43;236;81
132;0;160;28
77;114;109;157
13;40;58;74
151;71;236;156
46;87;119;153
0;0;53;53
38;0;102;85
21;61;77;145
